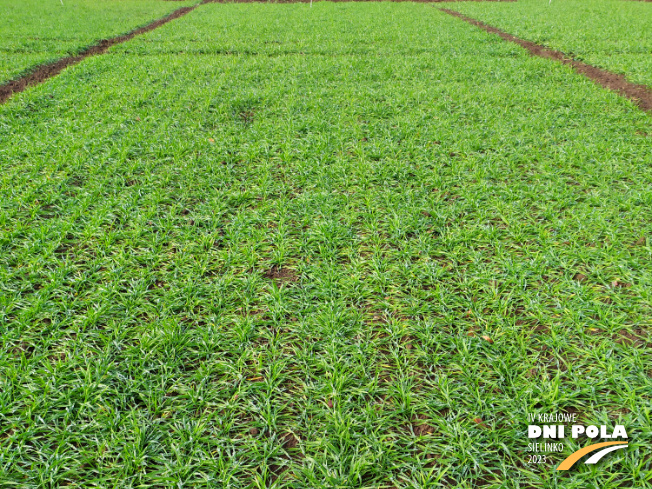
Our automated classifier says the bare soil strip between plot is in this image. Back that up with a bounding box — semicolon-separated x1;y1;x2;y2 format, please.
440;8;652;113
0;5;198;105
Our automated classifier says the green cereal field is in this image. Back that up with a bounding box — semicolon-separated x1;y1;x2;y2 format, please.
0;0;650;487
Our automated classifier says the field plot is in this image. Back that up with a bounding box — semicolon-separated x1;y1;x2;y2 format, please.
0;0;195;84
450;0;652;87
1;2;652;488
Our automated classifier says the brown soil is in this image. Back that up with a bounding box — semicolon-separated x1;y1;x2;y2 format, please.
0;6;197;105
614;328;651;348
411;414;435;436
440;8;652;113
281;432;300;449
264;265;299;283
573;273;587;282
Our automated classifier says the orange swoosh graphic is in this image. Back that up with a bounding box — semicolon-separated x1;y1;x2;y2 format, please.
556;441;628;471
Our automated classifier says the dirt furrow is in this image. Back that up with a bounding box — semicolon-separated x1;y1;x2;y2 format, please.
0;6;198;105
440;8;652;113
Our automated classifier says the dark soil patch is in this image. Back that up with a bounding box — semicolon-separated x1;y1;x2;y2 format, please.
238;109;255;124
440;9;652;113
472;417;491;429
11;342;35;358
530;324;550;335
281;432;300;449
573;273;587;282
411;414;435;436
633;236;647;246
264;265;299;283
0;6;197;105
614;328;651;348
266;432;301;483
